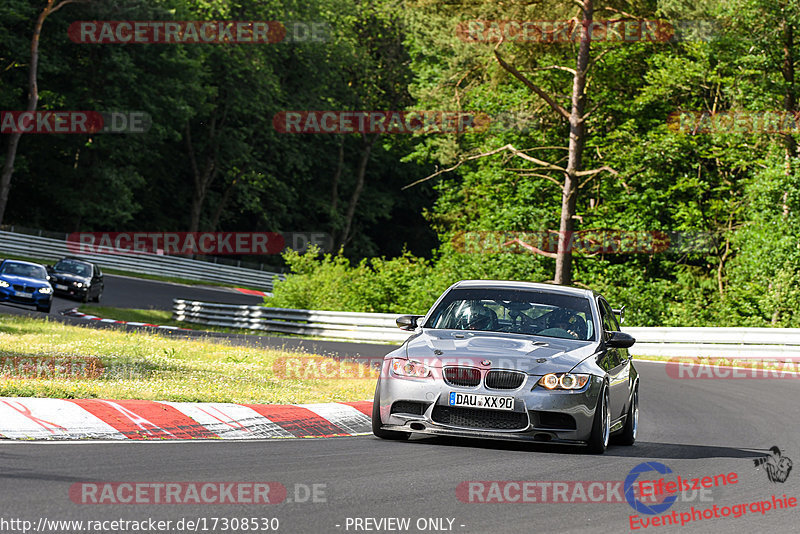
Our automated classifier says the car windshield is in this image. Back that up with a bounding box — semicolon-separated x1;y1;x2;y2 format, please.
54;260;92;277
1;262;47;280
425;288;595;341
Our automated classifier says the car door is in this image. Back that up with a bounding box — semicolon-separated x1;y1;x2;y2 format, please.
93;264;103;298
598;298;630;421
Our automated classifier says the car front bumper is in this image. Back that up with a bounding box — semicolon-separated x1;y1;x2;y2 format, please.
0;287;52;308
376;368;604;445
51;284;89;299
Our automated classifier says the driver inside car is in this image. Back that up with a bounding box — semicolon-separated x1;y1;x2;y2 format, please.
455;301;498;331
548;309;587;340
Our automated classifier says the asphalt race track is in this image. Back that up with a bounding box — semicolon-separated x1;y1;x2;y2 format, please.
54;273;267;311
1;360;797;534
0;273;264;317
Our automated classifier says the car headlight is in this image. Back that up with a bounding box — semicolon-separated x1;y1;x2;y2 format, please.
38;287;53;294
391;358;432;378
74;282;84;288
0;280;8;288
538;373;591;390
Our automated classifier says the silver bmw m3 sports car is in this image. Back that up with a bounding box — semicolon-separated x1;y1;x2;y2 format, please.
372;280;638;454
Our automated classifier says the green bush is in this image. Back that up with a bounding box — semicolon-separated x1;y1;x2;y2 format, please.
266;209;800;328
265;247;441;314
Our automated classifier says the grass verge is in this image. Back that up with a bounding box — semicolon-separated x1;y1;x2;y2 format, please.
0;315;375;403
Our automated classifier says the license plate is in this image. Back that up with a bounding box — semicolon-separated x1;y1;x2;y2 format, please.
14;291;31;298
56;284;68;290
449;392;514;411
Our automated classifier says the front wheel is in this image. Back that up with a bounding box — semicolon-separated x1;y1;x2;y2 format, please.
37;304;51;314
371;383;409;441
587;384;610;454
614;385;638;446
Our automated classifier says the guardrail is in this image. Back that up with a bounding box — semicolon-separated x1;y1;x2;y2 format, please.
172;300;800;359
0;230;281;291
173;300;412;343
622;327;800;359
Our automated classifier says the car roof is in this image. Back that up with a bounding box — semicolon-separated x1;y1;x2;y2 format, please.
452;279;596;299
58;257;93;266
1;259;45;268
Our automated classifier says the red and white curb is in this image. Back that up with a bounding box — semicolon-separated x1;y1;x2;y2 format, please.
61;308;189;330
0;398;371;440
234;287;271;297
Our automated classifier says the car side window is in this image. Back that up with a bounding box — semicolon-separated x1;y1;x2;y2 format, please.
94;264;102;277
598;299;619;332
596;299;623;369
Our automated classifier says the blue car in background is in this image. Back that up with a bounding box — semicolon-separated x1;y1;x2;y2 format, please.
0;259;53;313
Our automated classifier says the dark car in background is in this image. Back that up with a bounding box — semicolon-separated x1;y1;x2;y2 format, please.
47;257;104;303
0;259;54;313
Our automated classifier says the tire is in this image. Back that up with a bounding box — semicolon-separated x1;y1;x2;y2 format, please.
92;289;102;303
587;383;610;454
614;384;638;446
371;382;409;441
37;304;51;314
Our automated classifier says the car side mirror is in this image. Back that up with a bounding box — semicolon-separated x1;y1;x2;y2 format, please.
606;331;635;348
396;315;423;331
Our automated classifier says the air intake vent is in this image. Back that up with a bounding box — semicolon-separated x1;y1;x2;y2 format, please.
485;370;526;390
390;401;428;416
533;411;577;430
443;367;481;387
431;406;528;430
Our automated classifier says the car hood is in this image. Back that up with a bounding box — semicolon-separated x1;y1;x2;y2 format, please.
50;272;90;283
404;329;598;375
0;274;49;287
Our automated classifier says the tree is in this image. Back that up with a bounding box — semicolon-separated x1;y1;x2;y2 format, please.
331;2;414;251
182;0;287;232
0;0;86;225
723;0;800;214
403;0;631;285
